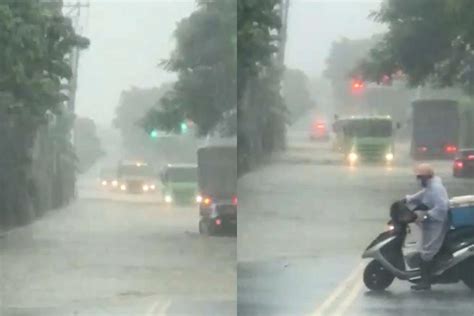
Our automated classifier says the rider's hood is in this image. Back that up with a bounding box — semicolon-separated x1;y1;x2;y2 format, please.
427;176;442;187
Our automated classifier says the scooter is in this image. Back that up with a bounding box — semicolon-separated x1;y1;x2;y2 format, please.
362;200;474;291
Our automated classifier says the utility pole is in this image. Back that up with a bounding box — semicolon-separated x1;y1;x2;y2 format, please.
278;0;290;67
62;1;90;200
63;1;90;114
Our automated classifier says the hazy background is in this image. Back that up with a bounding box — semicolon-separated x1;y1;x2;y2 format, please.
75;0;384;126
285;0;384;76
75;0;196;126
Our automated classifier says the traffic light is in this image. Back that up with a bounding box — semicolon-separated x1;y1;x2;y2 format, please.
150;129;158;138
180;121;188;134
351;79;365;95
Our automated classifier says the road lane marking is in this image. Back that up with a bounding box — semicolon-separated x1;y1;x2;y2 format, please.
311;261;365;316
146;298;171;316
332;277;364;316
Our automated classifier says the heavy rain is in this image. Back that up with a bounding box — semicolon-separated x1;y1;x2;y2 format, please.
1;0;474;315
0;1;235;315
238;0;474;315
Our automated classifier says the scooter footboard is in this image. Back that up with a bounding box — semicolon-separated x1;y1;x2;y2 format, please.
435;243;474;275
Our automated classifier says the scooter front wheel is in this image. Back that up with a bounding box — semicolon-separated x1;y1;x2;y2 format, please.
363;260;395;291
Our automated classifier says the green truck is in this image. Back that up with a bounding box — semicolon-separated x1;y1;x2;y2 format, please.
160;163;198;205
332;116;397;165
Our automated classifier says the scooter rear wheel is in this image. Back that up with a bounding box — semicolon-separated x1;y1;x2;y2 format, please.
461;258;474;290
363;260;395;291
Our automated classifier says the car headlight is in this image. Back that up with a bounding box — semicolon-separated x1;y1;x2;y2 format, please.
112;180;118;187
150;184;156;190
348;152;358;163
142;185;149;192
196;195;203;203
120;184;127;191
164;195;173;203
385;153;394;161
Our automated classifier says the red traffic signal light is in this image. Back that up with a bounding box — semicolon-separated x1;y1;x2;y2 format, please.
353;81;363;89
351;79;364;94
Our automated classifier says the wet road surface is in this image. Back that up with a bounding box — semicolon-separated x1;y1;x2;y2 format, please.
238;125;474;315
0;169;235;315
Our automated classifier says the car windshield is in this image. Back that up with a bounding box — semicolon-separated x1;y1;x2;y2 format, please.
167;167;197;182
344;120;392;138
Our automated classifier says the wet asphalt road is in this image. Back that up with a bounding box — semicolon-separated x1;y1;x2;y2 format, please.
238;127;474;315
0;133;236;315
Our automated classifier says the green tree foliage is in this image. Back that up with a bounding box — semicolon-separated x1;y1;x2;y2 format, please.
144;0;236;136
282;68;315;122
0;1;89;228
359;0;474;92
144;0;286;174
237;0;287;174
0;1;89;117
325;37;380;84
237;0;281;96
324;36;381;113
114;84;171;146
358;0;474;145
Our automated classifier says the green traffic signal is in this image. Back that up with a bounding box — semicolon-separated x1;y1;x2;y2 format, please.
150;129;158;138
180;122;188;133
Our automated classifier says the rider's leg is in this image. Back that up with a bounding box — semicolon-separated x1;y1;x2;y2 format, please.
411;259;433;291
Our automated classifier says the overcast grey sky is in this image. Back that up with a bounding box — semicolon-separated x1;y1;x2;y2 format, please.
75;0;384;125
75;0;195;126
285;0;384;78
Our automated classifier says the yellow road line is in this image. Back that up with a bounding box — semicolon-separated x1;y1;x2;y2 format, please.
146;298;171;316
311;261;365;316
332;277;364;316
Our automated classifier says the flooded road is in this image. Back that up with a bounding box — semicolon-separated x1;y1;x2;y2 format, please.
0;146;236;315
238;123;474;316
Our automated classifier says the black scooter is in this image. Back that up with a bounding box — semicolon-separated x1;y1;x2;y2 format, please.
362;200;474;291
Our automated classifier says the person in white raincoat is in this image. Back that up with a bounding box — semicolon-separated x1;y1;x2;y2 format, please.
405;163;450;291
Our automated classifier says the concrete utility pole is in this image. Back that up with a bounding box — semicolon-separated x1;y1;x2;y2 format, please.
278;0;290;67
63;1;90;113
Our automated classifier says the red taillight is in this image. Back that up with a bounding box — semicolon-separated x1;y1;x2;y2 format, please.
215;218;222;225
417;146;428;152
455;160;464;169
202;197;212;206
445;145;457;153
316;124;325;129
468;155;474;160
232;196;238;205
